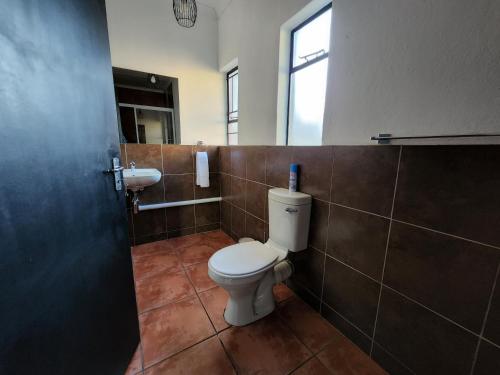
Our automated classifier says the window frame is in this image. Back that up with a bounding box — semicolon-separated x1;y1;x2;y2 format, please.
226;66;239;145
286;3;332;145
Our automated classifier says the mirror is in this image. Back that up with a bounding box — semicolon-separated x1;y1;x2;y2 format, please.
112;67;180;144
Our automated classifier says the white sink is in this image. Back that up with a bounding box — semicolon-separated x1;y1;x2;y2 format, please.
123;168;161;192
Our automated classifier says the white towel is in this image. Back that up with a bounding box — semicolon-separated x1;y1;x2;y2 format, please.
196;151;210;188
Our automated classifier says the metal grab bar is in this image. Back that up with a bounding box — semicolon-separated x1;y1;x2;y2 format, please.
371;133;500;144
138;197;222;212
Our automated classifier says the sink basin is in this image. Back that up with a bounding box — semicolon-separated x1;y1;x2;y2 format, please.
123;168;161;192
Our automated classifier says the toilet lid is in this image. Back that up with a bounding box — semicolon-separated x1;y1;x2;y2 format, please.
209;241;278;276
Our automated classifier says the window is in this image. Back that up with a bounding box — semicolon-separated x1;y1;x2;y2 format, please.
287;4;332;145
226;67;239;145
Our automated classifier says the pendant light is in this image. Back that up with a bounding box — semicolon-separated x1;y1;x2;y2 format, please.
173;0;197;28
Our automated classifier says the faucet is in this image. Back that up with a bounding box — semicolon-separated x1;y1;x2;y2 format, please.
130;161;136;173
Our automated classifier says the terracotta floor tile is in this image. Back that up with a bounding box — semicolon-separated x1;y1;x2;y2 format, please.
140;296;215;367
133;241;176;260
291;357;331;375
273;283;295;303
133;252;182;281
218;314;311;374
166;234;205;251
199;287;230;332
136;271;195;313
203;231;235;249
178;244;218;266
317;333;388;375
185;262;217;293
278;296;337;353
143;336;235;375
125;343;143;375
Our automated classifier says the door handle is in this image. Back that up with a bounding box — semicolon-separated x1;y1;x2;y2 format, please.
103;157;123;191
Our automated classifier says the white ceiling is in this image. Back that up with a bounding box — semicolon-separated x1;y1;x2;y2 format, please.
197;0;232;16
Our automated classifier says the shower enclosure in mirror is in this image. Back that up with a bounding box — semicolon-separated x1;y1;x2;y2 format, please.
113;67;181;144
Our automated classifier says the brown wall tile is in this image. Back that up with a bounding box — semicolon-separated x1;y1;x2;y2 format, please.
473;340;500;375
370;344;414;375
266;146;292;188
195;202;220;226
166;205;195;231
221;201;231;233
140;175;165;204
393;146;500;247
385;222;500;332
323;257;380;336
292;146;334;201
220;173;231;202
231;176;246;210
321;304;373;354
286;279;321;312
196;223;220;233
133;209;166;238
195;173;220;199
164;174;194;202
246;146;266;183
480;267;500;345
288;248;325;297
163;145;193;174
375;287;477;375
245;181;267;220
331;146;400;217
126;144;163;170
309;199;330;251
327;205;390;281
245;214;267;243
230;146;247;178
219;147;231;174
217;144;499;375
231;206;246;240
168;228;195;239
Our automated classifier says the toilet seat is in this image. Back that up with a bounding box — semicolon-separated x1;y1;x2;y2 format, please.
209;241;278;278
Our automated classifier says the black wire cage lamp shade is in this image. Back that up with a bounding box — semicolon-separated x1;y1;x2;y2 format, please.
173;0;197;28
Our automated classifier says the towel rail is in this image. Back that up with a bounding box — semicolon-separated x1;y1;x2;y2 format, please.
371;133;500;144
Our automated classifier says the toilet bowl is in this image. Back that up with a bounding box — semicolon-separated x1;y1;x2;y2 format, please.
208;188;311;326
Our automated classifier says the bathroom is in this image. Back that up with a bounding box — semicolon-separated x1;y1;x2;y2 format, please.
1;0;499;374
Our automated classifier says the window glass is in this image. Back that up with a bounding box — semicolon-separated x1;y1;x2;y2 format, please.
288;59;328;145
292;8;332;68
227;68;239;145
288;5;331;146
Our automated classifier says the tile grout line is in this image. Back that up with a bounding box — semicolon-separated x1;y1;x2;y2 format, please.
221;173;500;252
330;202;390;220
383;284;482;338
469;261;500;375
319;149;336;315
391;218;500;251
139;234;232;372
371;341;417;375
370;145;402;356
324;253;380;284
161;145;168;236
322;301;373;341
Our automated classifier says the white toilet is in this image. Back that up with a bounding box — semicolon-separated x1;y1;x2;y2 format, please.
208;188;311;326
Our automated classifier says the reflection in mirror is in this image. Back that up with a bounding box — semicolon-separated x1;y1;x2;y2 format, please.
112;67;180;144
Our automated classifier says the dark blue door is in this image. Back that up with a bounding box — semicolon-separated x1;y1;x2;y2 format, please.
0;0;139;374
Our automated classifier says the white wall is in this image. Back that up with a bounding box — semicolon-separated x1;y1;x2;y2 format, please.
218;0;312;145
323;0;500;145
105;0;226;145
